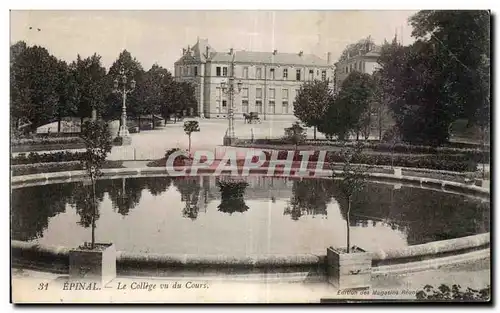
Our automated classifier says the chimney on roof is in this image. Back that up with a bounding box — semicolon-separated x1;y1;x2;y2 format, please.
229;48;234;55
298;51;303;57
273;49;278;55
205;46;210;58
327;52;331;64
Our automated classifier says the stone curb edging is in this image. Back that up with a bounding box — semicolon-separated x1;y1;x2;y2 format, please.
11;166;490;275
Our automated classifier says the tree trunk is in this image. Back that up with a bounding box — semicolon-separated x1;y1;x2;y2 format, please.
346;195;351;254
80;116;84;129
137;116;141;133
152;114;155;129
188;134;191;154
91;178;96;250
356;131;359;141
313;126;317;140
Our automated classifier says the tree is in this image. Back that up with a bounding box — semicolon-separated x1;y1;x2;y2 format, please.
55;59;78;132
331;142;371;253
79;120;112;249
371;71;394;140
283;122;306;150
104;50;145;125
183;120;200;154
294;80;333;139
321;72;375;141
10;45;61;131
70;54;107;125
136;64;173;129
409;11;490;129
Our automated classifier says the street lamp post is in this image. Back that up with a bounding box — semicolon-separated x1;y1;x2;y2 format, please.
221;57;242;145
113;67;136;146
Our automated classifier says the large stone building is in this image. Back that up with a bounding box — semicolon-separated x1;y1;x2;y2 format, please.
174;38;334;119
333;37;382;93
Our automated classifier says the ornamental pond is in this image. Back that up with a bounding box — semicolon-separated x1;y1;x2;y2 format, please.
11;176;490;256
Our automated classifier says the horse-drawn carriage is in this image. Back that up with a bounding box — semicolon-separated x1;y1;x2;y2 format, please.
243;112;262;124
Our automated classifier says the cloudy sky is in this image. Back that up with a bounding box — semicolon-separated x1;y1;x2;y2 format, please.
10;10;417;71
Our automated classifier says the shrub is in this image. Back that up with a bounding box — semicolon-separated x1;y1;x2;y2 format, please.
11;160;124;176
259;150;476;172
11;136;82;146
416;284;490;301
164;148;190;166
11;151;86;165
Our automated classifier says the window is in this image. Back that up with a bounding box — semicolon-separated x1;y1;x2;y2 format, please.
256;67;262;79
269;88;275;99
270;68;275;80
309;69;314;80
282;89;288;99
242;100;249;113
222;100;227;109
216;66;221;77
282;101;289;114
216;87;221;100
256;88;262;99
283;68;288;79
321;70;326;81
269;100;275;114
296;69;301;81
215;101;221;113
256;100;263;113
345;66;348;74
223;67;228;77
242;88;249;98
243;67;249;79
194;66;198;77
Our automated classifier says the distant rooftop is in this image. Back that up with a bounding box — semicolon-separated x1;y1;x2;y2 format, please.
175;38;329;67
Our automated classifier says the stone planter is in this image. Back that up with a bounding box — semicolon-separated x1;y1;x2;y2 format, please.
327;246;372;290
69;243;116;286
474;179;490;189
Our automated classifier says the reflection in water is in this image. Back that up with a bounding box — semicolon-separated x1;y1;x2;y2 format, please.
216;178;249;215
107;178;145;216
10;176;490;255
11;183;75;241
173;177;201;220
283;179;332;221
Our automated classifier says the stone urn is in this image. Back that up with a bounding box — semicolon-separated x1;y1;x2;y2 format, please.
69;242;116;287
327;246;372;290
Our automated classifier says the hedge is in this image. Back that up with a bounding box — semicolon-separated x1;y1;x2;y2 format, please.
11;160;124;176
260;150;477;172
11;137;82;146
11;151;86;165
233;138;489;162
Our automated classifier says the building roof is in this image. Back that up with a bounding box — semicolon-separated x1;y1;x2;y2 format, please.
175;39;329;67
210;50;329;67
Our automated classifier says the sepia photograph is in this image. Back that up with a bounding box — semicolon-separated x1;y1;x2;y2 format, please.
9;8;491;304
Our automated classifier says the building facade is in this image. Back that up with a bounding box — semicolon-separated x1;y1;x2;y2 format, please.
333;39;381;93
174;39;334;119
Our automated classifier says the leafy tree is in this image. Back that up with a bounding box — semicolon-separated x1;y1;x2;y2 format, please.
136;64;172;129
104;50;144;125
79;120;112;249
294;80;333;139
321;72;375;141
55;60;78;132
284;122;306;150
70;54;107;125
409;11;490;129
183;120;200;154
331;142;371;253
10;45;61;131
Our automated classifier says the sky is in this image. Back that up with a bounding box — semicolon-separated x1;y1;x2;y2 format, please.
10;10;417;72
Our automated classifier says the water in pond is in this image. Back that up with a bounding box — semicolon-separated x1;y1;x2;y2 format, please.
11;176;489;256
